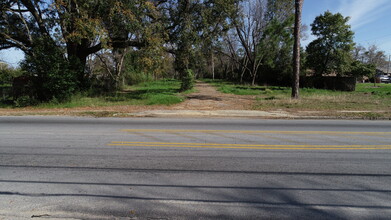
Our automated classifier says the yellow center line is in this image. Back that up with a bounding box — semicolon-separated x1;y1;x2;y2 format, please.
121;129;391;135
108;141;391;150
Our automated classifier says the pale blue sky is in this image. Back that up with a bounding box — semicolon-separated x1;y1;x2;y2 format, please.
1;0;391;67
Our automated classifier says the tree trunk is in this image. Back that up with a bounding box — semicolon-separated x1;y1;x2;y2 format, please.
66;42;89;89
291;0;303;99
251;60;258;86
251;73;256;86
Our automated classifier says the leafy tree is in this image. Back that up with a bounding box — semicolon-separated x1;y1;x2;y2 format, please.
306;11;355;76
158;0;239;90
0;0;157;91
261;0;295;85
349;61;375;78
349;60;376;86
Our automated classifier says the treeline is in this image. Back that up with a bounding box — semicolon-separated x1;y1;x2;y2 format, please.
0;0;389;104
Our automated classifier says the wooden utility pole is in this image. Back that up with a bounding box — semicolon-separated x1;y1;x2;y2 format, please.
211;51;215;80
292;0;303;99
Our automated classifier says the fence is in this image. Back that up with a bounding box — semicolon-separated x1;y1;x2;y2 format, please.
300;76;356;91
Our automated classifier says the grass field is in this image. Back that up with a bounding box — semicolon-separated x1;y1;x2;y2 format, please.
205;79;391;118
36;79;186;108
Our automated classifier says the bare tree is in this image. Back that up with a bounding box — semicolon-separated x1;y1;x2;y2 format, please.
354;44;389;71
291;0;303;99
94;48;128;91
222;31;250;83
352;45;365;61
364;45;388;70
233;0;268;86
220;0;295;85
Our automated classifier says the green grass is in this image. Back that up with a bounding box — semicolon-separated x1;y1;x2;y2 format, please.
355;83;391;97
36;79;185;108
205;79;391;113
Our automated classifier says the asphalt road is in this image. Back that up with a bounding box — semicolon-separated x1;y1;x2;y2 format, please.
0;116;391;219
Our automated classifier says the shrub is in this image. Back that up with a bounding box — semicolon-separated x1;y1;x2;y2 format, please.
0;64;24;85
20;37;78;102
180;69;195;91
125;70;153;85
14;95;37;107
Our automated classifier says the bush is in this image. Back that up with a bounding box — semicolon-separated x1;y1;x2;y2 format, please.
180;69;195;91
0;64;24;85
14;95;37;107
125;70;153;85
20;37;78;102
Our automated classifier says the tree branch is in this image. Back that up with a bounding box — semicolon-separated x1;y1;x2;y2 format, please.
0;33;30;53
20;0;50;37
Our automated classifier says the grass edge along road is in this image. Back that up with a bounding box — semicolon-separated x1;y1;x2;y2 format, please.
204;79;391;118
1;79;188;109
1;79;390;119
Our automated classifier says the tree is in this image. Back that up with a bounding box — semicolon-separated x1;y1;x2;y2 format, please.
20;37;77;101
349;61;375;78
0;0;157;91
291;0;303;99
0;62;23;85
232;0;267;86
306;11;355;76
221;0;294;86
362;45;388;70
352;44;365;61
160;0;238;90
352;44;389;79
260;0;295;85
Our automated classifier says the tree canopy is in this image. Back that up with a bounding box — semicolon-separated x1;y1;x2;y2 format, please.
306;11;355;76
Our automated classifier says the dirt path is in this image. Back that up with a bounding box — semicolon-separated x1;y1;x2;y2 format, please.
172;82;255;110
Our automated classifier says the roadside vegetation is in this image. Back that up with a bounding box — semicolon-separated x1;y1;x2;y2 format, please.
35;79;186;108
205;79;391;115
1;79;187;109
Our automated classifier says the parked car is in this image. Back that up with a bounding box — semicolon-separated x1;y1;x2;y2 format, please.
376;74;390;83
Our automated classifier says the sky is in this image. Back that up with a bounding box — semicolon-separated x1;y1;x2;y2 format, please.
1;0;391;67
302;0;391;55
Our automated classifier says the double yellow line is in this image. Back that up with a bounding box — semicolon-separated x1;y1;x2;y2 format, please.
108;141;391;150
121;129;391;136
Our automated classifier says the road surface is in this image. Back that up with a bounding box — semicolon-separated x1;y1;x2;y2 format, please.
1;116;391;219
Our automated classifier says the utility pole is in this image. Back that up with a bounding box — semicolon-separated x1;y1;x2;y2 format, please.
387;55;390;75
291;0;303;99
211;50;215;80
